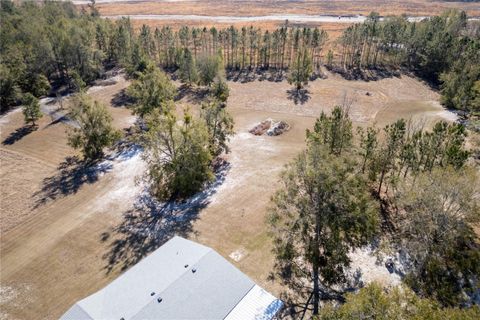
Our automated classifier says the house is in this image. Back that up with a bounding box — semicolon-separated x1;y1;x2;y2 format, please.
61;236;283;320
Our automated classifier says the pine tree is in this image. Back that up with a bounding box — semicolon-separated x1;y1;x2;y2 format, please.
22;93;42;126
200;100;234;157
269;143;379;315
288;48;312;91
211;77;229;102
197;52;222;86
178;48;199;86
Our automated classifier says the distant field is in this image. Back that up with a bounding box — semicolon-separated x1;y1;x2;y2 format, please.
93;0;480;17
87;0;480;37
93;0;480;20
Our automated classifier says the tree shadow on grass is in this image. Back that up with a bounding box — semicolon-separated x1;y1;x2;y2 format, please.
101;161;230;274
287;88;311;105
2;125;37;145
327;65;401;81
111;88;135;108
269;257;358;319
33;156;113;208
226;69;286;83
175;84;210;104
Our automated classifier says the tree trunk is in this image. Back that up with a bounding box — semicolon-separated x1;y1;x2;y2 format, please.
313;206;321;315
378;168;386;195
313;266;320;315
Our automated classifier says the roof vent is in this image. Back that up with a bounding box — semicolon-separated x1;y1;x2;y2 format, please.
192;268;197;273
157;297;163;303
184;264;189;268
150;292;155;296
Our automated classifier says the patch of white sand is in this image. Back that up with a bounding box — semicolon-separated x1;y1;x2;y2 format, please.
229;248;246;262
0;108;22;126
91;147;146;213
209;130;280;205
0;284;32;320
348;247;402;288
0;286;18;304
428;101;459;122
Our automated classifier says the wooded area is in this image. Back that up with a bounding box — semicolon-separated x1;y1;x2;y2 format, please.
1;1;478;113
270;107;479;316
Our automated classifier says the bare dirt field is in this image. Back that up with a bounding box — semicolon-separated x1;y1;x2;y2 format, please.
0;71;456;319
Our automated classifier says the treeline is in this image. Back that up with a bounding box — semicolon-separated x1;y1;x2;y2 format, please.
139;24;328;72
1;1;478;113
338;11;480;112
0;0;327;112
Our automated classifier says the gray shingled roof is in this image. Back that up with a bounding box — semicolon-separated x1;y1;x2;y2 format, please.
61;236;281;320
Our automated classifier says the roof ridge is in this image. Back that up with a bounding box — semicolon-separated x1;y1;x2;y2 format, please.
222;283;256;320
74;237;212;319
129;249;213;319
126;240;212;319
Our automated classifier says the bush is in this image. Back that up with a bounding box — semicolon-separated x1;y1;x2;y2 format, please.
211;77;229;102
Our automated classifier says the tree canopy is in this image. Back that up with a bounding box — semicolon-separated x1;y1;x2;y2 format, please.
22;93;42;126
126;66;177;117
320;283;480;320
67;94;120;161
141;109;214;200
395;167;480;306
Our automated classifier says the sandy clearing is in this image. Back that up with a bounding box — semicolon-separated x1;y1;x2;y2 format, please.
0;148;57;234
89;146;145;213
0;108;22;126
348;247;402;288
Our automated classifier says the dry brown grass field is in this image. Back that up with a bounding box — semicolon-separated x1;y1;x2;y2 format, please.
95;0;480;18
0;66;457;319
93;0;479;40
90;0;480;42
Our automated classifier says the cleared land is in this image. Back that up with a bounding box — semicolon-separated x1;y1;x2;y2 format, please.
0;68;457;319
